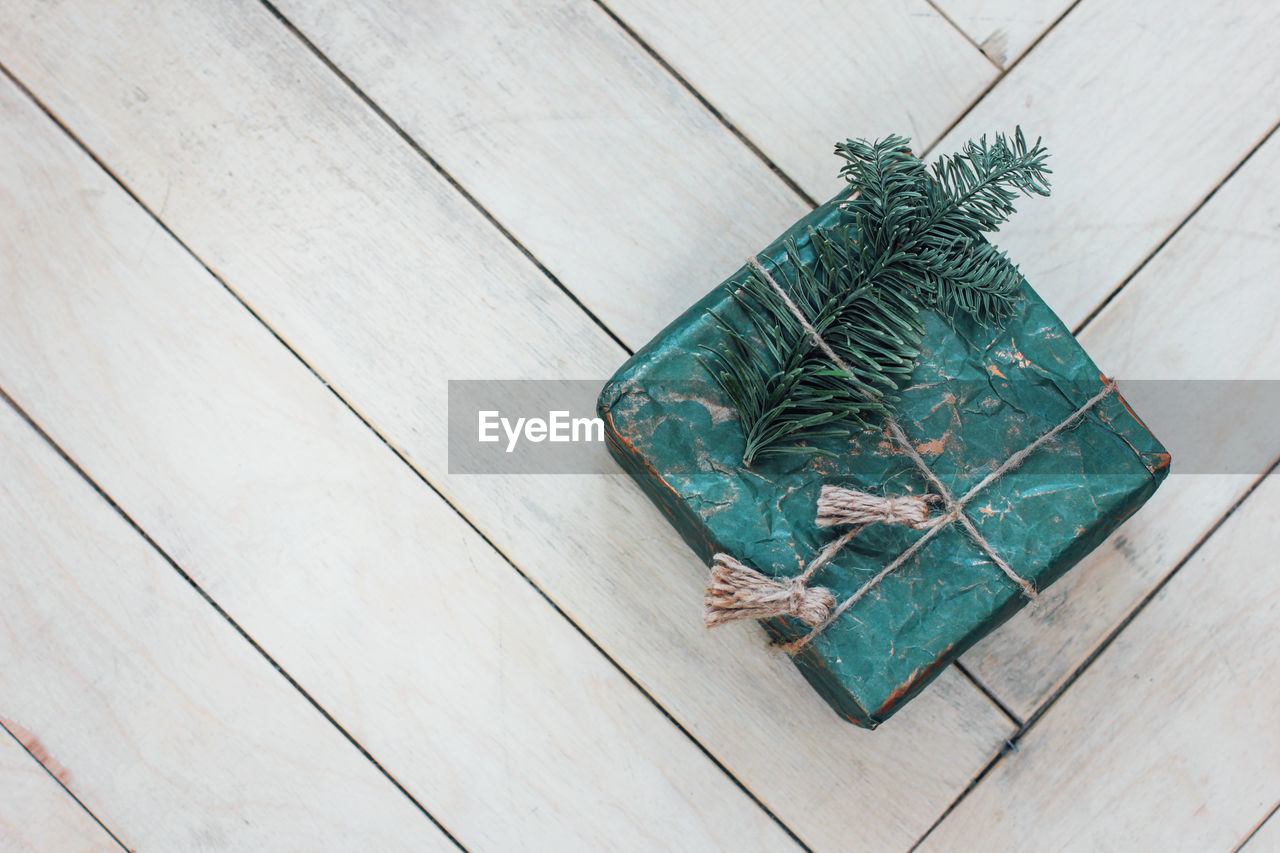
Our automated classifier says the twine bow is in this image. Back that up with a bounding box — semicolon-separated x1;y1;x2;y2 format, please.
702;255;1118;652
705;555;835;628
705;486;932;628
816;486;936;529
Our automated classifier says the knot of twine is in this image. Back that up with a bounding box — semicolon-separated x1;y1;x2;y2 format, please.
705;554;836;628
816;485;936;529
702;255;1117;650
704;486;932;628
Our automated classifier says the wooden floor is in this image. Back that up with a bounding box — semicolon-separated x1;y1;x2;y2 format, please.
1;1;1277;850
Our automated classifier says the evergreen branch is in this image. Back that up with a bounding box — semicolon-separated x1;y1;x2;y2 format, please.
703;129;1050;466
930;127;1051;223
700;231;920;466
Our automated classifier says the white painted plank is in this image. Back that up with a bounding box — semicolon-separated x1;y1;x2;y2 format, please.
920;473;1280;852
932;0;1280;330
262;0;987;343
929;0;1069;66
961;127;1280;718
0;2;1015;850
0;404;453;852
0;75;795;852
0;729;117;853
275;0;810;347
570;0;997;196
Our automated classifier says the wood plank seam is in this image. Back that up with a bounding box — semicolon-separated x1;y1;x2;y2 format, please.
909;453;1280;850
951;661;1023;727
0;60;809;851
254;0;633;357
918;0;1081;157
1235;801;1280;852
930;0;1086;69
907;744;1004;853
592;0;1061;204
0;720;128;852
921;0;1005;71
1070;117;1280;337
0;384;468;853
587;0;820;207
592;0;996;199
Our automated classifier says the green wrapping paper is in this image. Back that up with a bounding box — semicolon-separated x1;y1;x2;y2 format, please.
597;192;1170;728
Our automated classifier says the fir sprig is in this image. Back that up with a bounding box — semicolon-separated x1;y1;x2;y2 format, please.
701;129;1050;466
700;229;923;465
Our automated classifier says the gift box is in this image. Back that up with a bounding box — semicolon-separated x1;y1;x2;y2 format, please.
597;153;1169;727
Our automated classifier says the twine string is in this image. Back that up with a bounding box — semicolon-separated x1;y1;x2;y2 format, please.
707;256;1116;652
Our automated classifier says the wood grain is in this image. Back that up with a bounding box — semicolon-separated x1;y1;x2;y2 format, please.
0;72;796;852
0;1;1015;850
928;0;1070;66
590;0;997;195
273;0;811;347
0;728;118;853
0;406;455;850
960;129;1280;719
930;0;1280;330
921;472;1280;851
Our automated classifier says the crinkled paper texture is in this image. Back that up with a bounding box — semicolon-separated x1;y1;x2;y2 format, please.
598;194;1169;727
